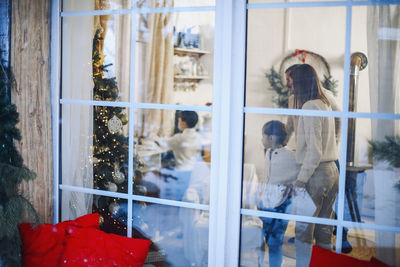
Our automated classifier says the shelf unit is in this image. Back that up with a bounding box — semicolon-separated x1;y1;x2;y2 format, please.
174;47;211;57
174;75;209;81
173;47;211;84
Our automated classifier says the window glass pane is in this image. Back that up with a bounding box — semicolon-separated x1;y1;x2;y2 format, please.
62;0;131;12
137;0;215;8
134;108;212;203
246;7;345;109
344;228;400;266
243;113;341;218
240;215;338;267
62;14;131;102
135;10;214;106
248;0;343;3
342;118;400;227
60;191;129;236
351;5;400;115
133;202;209;266
61;104;130;194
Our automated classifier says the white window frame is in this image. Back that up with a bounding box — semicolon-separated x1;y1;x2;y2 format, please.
50;0;400;266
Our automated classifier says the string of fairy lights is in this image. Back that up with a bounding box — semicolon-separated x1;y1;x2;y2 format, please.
91;28;129;231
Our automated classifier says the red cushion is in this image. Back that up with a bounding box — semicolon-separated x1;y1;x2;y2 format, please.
61;227;151;267
58;213;100;229
19;213;100;267
310;246;389;267
19;213;151;267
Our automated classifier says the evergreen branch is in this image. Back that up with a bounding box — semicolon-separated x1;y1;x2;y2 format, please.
369;136;400;168
265;67;290;108
322;74;338;96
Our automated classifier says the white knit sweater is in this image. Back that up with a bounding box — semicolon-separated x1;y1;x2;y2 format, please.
296;99;338;183
263;147;299;185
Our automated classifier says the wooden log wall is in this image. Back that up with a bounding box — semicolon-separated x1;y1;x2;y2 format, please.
11;0;53;223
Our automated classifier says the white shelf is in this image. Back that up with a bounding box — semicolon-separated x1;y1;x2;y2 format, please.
174;47;211;56
174;75;209;80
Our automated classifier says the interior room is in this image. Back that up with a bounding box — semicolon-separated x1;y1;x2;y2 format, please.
2;0;399;266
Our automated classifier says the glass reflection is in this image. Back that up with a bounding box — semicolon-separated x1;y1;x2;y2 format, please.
136;9;214;106
134;109;211;203
240;215;398;267
61;104;129;194
351;5;400;115
62;14;131;101
248;0;341;3
240;215;342;267
62;0;132;12
246;7;345;109
244;111;341;218
340;118;400;228
132;202;209;266
60;191;129;236
339;228;400;266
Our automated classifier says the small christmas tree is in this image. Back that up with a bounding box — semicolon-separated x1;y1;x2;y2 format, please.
0;62;40;266
91;29;130;230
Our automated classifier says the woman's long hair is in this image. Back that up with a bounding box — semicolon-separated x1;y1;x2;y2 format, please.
290;64;330;109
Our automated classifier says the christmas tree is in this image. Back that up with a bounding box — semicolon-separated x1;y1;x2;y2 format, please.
91;29;130;230
0;61;40;266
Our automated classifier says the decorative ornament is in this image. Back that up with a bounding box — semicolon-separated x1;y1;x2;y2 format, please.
91;157;99;164
107;115;122;134
106;182;118;192
113;162;125;184
109;201;120;215
119;113;128;125
99;215;104;225
113;170;125;184
266;49;338;108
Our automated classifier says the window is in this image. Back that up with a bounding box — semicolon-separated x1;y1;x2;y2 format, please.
51;0;400;266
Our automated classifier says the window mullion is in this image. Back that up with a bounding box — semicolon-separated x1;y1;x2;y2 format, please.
335;0;353;253
208;0;247;266
51;0;61;224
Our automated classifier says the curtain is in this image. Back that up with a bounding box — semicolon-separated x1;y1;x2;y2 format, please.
143;0;175;136
367;4;400;266
61;0;95;221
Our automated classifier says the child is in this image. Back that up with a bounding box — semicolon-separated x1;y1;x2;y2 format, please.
154;110;202;201
258;120;299;267
165;110;202;170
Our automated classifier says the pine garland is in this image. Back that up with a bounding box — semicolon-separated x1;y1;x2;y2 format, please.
369;136;400;168
0;60;40;266
265;67;291;108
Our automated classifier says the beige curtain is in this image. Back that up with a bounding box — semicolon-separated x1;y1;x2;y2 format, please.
61;0;95;221
367;5;400;266
143;0;175;136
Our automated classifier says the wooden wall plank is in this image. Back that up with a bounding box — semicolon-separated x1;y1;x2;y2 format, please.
11;0;52;223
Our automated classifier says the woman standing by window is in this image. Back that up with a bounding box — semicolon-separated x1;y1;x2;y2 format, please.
290;64;339;267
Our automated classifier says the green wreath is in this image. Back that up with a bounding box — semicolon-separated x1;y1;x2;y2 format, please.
266;50;338;108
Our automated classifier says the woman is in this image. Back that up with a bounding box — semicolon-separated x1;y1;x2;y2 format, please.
290;64;339;267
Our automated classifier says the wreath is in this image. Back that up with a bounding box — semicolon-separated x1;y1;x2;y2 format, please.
266;49;338;108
